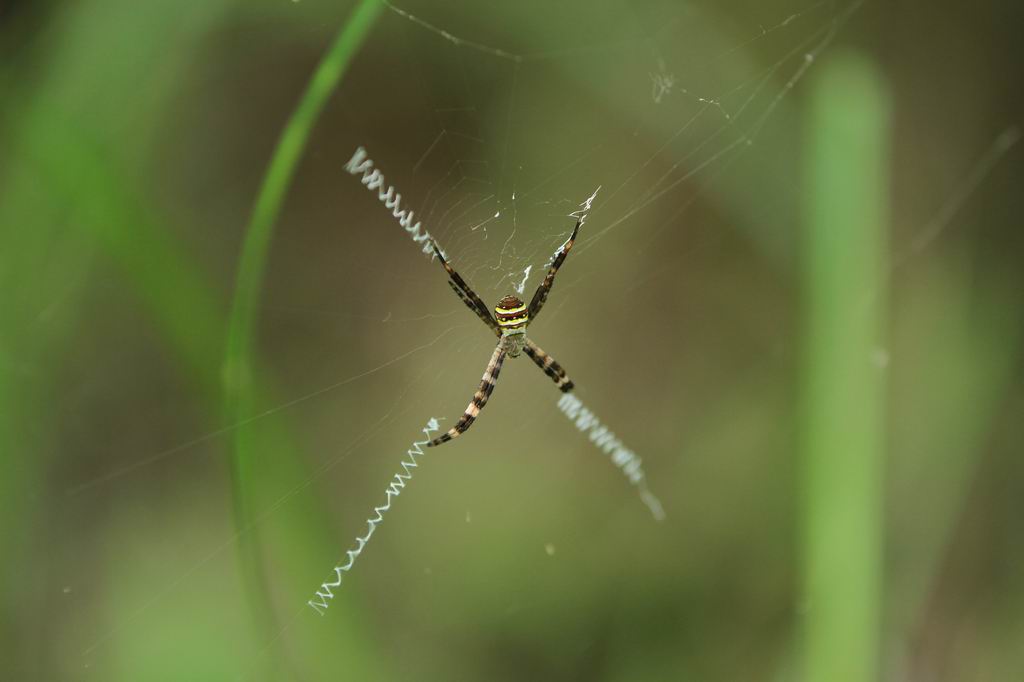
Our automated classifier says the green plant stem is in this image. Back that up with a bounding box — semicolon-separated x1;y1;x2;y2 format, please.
223;0;384;647
799;50;890;681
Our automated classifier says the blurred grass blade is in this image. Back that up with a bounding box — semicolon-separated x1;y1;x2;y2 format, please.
223;0;384;644
799;51;890;682
225;0;385;401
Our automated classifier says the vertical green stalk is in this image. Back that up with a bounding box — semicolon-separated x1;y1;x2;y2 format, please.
223;0;383;645
799;51;890;681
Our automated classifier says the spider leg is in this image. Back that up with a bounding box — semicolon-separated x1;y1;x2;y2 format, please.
523;337;575;393
432;242;498;333
428;342;507;447
449;281;500;337
528;218;581;321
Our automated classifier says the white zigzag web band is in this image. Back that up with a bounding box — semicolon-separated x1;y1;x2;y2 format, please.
344;146;438;257
557;393;665;521
308;418;440;615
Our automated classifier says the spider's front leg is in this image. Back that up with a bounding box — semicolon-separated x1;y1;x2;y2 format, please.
528;218;581;321
523;337;574;393
432;243;499;335
448;281;500;337
428;342;507;447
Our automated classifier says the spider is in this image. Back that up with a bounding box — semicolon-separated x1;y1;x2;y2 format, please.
427;218;581;447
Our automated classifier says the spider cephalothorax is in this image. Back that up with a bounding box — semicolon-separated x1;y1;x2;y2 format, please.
427;219;581;447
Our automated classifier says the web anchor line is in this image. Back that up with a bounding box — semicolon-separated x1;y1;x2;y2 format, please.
308;418;440;615
557;393;665;521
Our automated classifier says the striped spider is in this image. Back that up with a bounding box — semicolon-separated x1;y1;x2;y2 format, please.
427;218;581;447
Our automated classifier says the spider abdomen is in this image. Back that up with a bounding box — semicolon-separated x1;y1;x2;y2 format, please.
495;295;529;330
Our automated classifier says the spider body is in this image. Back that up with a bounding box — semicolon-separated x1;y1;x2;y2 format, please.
495;295;528;357
428;219;582;447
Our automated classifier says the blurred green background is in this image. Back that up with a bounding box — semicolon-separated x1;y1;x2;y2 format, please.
2;0;1022;680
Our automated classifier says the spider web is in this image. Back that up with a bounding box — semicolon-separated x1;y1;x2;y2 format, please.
356;0;853;281
56;0;871;677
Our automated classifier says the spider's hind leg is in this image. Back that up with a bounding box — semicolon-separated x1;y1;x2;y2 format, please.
523;337;574;393
428;343;507;447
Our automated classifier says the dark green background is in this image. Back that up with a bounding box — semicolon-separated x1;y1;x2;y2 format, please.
2;0;1021;679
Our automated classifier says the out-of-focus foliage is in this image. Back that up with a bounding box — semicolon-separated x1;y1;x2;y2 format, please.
2;0;1021;680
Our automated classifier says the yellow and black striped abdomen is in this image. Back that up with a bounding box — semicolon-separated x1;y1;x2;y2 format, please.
495;295;529;330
